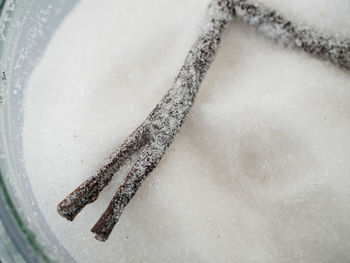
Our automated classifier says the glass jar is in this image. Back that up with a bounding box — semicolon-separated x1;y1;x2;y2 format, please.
0;0;77;262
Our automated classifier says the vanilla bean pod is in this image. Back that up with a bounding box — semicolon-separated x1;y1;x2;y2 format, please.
91;0;233;241
232;0;350;69
58;0;233;241
58;0;350;241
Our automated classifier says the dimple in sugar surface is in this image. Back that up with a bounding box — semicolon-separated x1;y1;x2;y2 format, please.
24;0;350;262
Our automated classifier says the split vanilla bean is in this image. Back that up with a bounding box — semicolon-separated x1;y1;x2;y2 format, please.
90;0;234;241
58;0;234;241
58;0;350;241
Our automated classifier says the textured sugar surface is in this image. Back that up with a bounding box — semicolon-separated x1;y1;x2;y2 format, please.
23;0;350;262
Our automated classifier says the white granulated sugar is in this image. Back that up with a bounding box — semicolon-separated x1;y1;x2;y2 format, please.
23;0;350;262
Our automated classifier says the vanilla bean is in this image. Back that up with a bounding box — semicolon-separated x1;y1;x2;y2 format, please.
232;0;350;69
58;0;350;241
57;0;233;239
57;0;232;227
91;0;234;241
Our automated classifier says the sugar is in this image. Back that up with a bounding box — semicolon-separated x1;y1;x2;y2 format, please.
23;0;350;262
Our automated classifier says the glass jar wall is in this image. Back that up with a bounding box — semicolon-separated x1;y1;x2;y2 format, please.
0;1;78;262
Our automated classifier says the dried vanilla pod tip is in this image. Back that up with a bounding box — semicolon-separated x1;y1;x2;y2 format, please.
57;123;150;221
